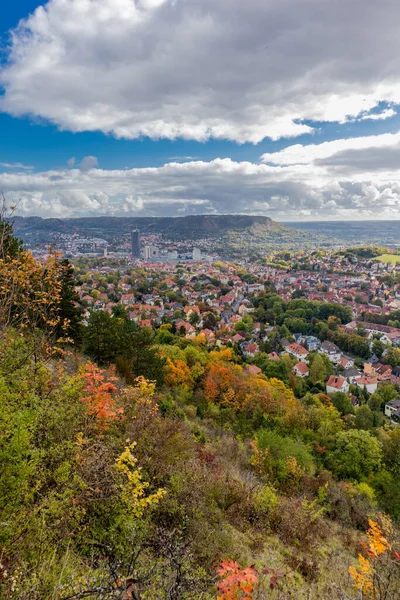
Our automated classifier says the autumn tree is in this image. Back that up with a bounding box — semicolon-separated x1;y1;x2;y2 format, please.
349;516;400;599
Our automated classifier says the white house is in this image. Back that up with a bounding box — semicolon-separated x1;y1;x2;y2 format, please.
319;341;341;363
384;399;400;423
340;355;354;369
293;362;309;378
326;375;349;394
286;342;309;361
354;376;378;394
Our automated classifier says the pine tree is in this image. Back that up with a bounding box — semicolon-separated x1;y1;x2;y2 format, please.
0;207;23;259
56;259;84;344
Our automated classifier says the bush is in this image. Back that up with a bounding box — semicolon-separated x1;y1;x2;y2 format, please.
255;429;316;484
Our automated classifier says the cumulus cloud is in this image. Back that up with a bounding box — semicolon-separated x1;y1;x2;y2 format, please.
1;0;400;143
260;132;400;166
79;155;99;171
3;130;400;220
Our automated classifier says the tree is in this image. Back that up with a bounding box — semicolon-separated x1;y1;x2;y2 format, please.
354;405;374;430
348;517;400;599
331;392;355;416
372;339;385;359
330;430;383;480
203;311;217;330
383;347;400;367
0;245;72;348
55;258;83;344
309;354;326;384
0;200;24;259
83;310;121;364
130;327;166;386
189;311;199;326
80;363;122;427
380;428;400;476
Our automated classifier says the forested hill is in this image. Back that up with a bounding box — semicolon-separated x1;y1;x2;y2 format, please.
12;214;319;250
13;214;278;237
1;216;399;599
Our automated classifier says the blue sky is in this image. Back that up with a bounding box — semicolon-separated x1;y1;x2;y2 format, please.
1;0;400;220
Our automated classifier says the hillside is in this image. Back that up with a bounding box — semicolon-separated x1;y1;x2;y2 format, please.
12;214;327;251
13;214;277;236
0;217;399;599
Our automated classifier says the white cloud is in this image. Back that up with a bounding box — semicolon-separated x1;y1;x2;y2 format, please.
0;162;33;170
360;108;396;121
79;155;99;171
1;0;400;143
260;131;400;166
3;131;400;220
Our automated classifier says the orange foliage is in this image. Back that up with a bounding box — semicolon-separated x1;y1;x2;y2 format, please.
349;517;395;597
217;560;259;599
80;364;123;427
203;362;243;407
203;360;299;417
165;358;194;389
217;560;284;599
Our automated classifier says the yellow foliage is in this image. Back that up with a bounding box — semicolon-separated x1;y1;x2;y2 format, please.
165;358;194;389
193;333;207;345
0;248;71;349
366;518;391;556
250;439;269;475
285;456;305;482
208;347;234;362
116;441;166;518
349;555;373;596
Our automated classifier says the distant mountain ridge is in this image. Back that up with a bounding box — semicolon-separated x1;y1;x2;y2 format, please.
13;214;276;236
11;214;325;251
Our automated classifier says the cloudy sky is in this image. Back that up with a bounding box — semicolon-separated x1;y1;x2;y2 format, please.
1;0;400;220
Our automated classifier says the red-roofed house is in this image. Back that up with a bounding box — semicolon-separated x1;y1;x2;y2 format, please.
287;343;309;360
354;376;378;394
293;362;309;378
242;342;259;357
340;356;354;369
121;294;135;306
375;364;392;381
326;375;349;394
201;328;216;343
245;365;262;375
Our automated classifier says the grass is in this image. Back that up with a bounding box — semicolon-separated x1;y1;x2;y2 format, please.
373;254;400;264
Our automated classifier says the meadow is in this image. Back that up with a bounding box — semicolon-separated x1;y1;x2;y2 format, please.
374;253;400;264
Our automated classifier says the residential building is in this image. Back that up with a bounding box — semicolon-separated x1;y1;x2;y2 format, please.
326;375;349;394
384;399;400;423
293;362;309;378
286;342;309;360
319;341;341;363
354;376;378;394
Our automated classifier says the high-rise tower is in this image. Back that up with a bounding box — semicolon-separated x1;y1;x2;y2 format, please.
131;228;141;258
